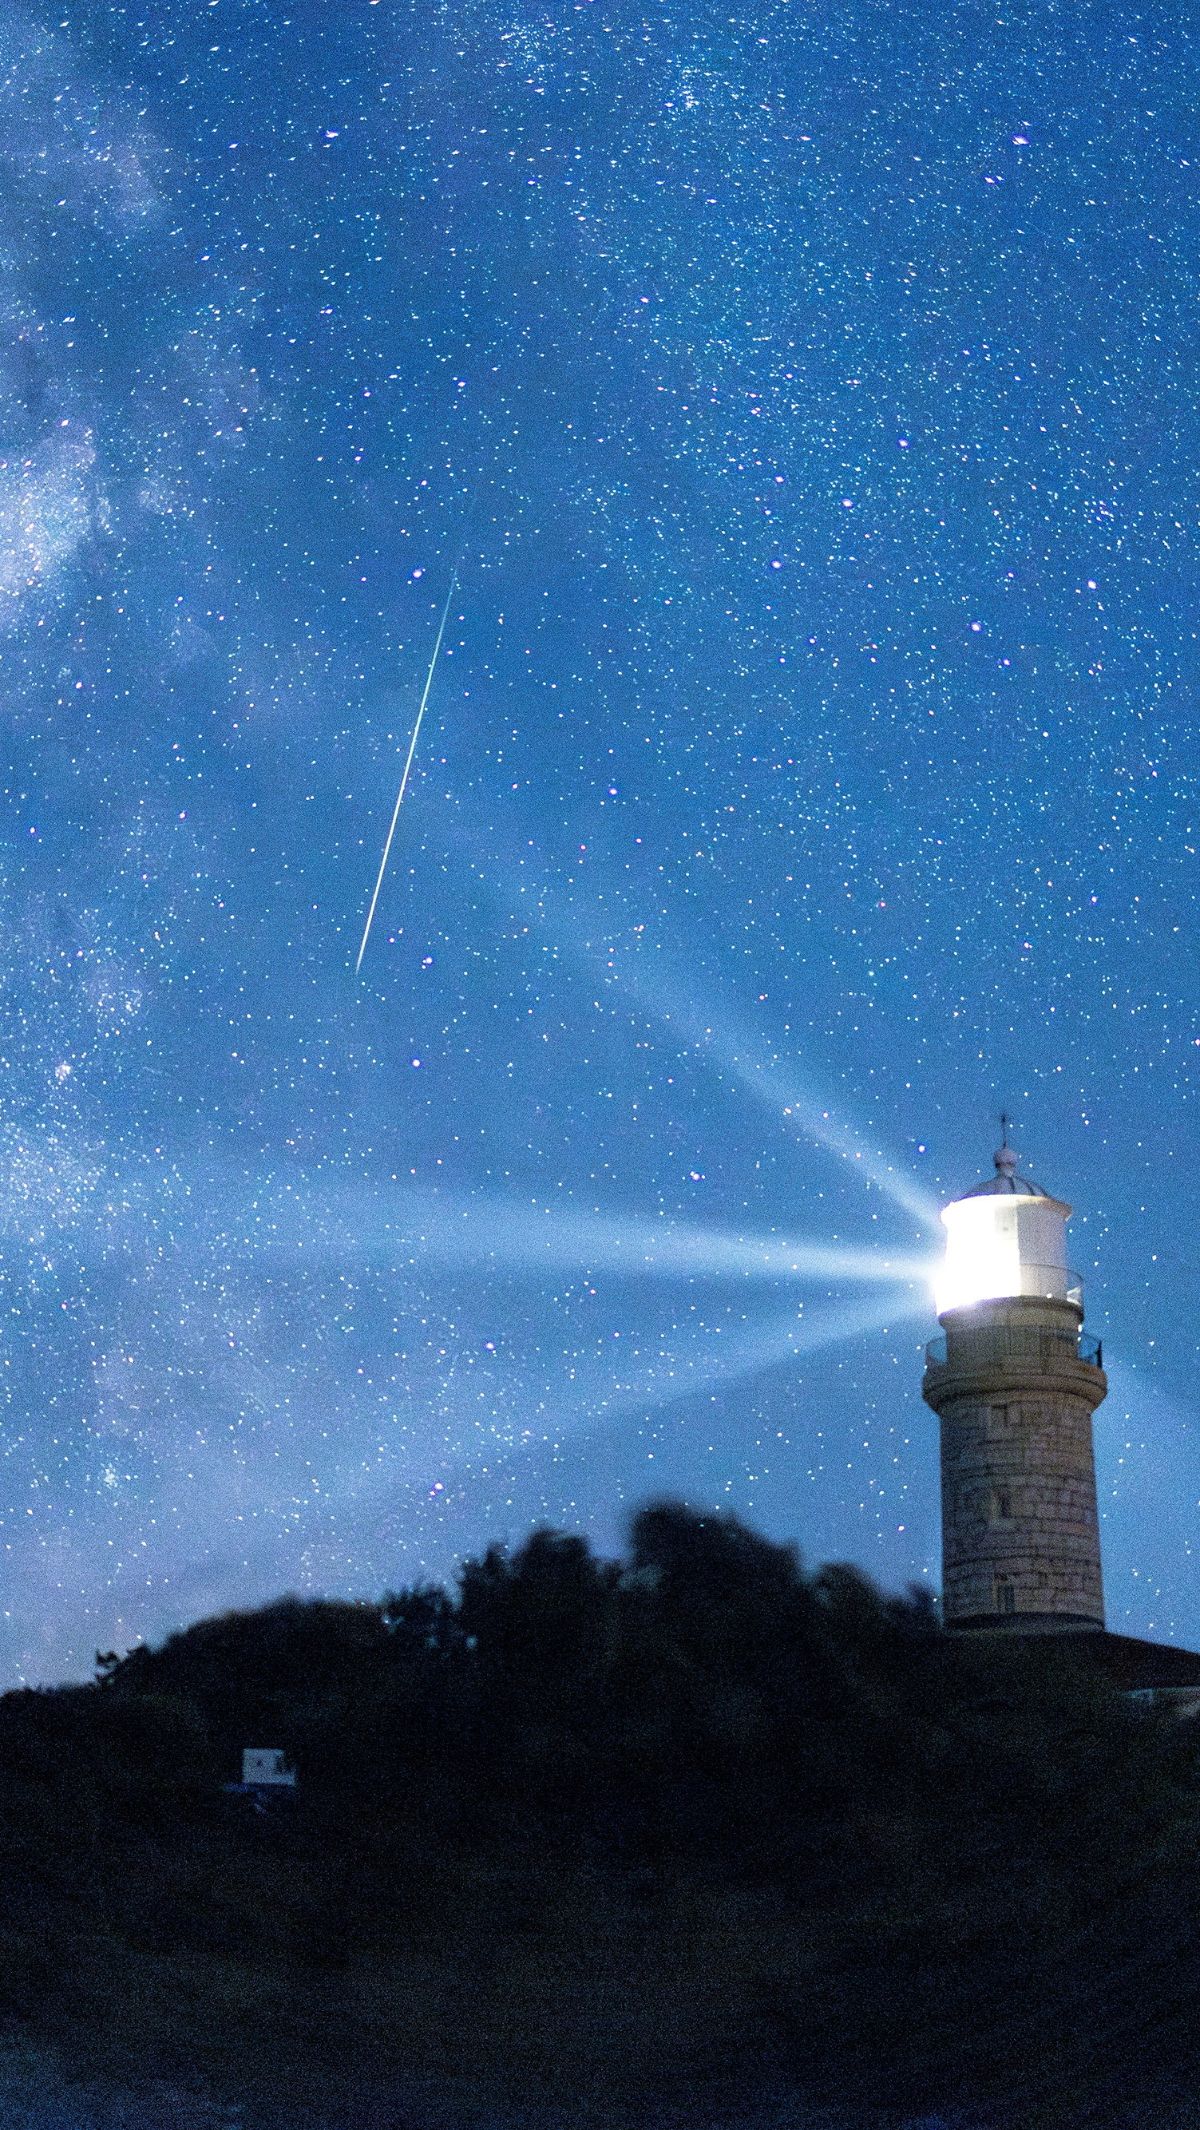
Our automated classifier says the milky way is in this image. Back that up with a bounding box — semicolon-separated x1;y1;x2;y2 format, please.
1;0;1197;1681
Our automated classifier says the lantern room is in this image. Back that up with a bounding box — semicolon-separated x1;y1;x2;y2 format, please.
934;1143;1081;1319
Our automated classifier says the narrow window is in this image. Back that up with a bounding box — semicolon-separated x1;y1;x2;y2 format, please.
995;1575;1015;1616
991;1488;1012;1523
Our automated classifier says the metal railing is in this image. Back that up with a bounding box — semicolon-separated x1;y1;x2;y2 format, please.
925;1326;1103;1370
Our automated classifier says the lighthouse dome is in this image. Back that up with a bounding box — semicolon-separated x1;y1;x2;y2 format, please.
958;1144;1049;1199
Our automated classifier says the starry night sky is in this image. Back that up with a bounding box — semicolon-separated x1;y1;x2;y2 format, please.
2;0;1199;1684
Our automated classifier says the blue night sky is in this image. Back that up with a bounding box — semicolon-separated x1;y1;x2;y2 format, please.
2;0;1198;1683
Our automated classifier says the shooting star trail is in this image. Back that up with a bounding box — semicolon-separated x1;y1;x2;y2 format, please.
355;566;459;976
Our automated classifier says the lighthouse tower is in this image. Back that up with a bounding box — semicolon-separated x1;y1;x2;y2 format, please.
922;1138;1107;1632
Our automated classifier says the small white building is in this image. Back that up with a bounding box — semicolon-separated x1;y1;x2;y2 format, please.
241;1747;296;1788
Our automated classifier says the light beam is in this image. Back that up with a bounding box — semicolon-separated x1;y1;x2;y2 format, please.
473;870;940;1230
256;1177;934;1291
575;1289;929;1426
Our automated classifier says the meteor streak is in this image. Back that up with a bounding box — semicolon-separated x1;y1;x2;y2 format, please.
355;566;459;975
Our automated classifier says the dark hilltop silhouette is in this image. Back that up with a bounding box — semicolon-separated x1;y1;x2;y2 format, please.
2;1502;1199;2130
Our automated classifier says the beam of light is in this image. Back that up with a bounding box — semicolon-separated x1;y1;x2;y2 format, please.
618;967;941;1232
570;1289;931;1428
355;565;458;976
285;1291;931;1540
255;1177;935;1291
427;1294;933;1502
473;867;941;1232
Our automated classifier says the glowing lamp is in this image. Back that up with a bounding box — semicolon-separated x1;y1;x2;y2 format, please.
936;1194;1022;1313
933;1143;1076;1318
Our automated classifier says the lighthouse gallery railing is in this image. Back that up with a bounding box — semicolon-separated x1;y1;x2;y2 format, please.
925;1323;1103;1371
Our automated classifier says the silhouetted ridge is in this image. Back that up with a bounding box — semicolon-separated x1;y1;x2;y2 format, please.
1;1503;1198;2130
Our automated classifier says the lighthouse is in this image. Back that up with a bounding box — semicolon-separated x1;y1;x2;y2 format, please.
922;1137;1107;1633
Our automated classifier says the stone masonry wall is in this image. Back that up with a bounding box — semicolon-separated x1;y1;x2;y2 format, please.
937;1388;1104;1625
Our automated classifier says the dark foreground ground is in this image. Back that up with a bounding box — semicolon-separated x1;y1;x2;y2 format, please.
8;1825;1200;2130
2;2034;1198;2130
0;2039;951;2130
7;1516;1200;2130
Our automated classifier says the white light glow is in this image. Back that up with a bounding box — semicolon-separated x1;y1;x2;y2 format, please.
934;1197;1021;1313
934;1191;1076;1315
